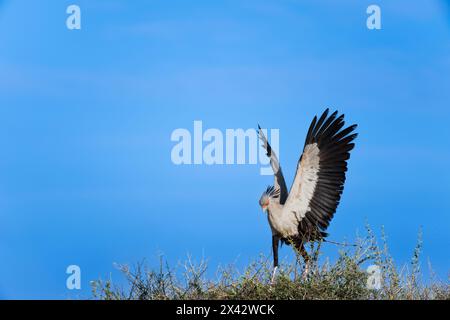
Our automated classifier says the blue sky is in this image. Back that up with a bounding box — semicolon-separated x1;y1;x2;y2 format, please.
0;0;449;299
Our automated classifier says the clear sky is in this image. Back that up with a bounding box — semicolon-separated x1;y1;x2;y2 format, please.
0;0;449;299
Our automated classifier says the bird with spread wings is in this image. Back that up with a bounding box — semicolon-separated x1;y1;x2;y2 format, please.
258;109;358;280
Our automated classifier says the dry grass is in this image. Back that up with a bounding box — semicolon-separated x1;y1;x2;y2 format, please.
91;225;449;300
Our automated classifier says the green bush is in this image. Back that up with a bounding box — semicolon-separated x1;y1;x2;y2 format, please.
91;225;449;300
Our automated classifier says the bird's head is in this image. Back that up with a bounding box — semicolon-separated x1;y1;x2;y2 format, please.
259;185;280;212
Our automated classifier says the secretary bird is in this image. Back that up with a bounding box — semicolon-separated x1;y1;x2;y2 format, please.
258;109;357;281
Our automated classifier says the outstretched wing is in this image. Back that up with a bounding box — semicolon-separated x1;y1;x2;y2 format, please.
284;109;357;237
258;125;288;204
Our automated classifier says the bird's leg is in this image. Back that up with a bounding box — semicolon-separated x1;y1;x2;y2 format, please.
293;255;299;281
299;244;310;279
271;235;279;284
294;241;310;279
271;266;278;285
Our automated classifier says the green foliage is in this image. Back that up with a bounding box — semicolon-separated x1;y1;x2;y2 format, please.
91;225;449;300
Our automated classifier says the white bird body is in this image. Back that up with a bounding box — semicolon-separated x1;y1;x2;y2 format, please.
267;202;298;238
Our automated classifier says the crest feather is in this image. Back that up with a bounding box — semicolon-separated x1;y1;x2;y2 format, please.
265;185;280;199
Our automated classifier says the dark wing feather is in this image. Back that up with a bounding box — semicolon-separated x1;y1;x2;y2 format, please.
284;109;357;239
258;125;288;204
